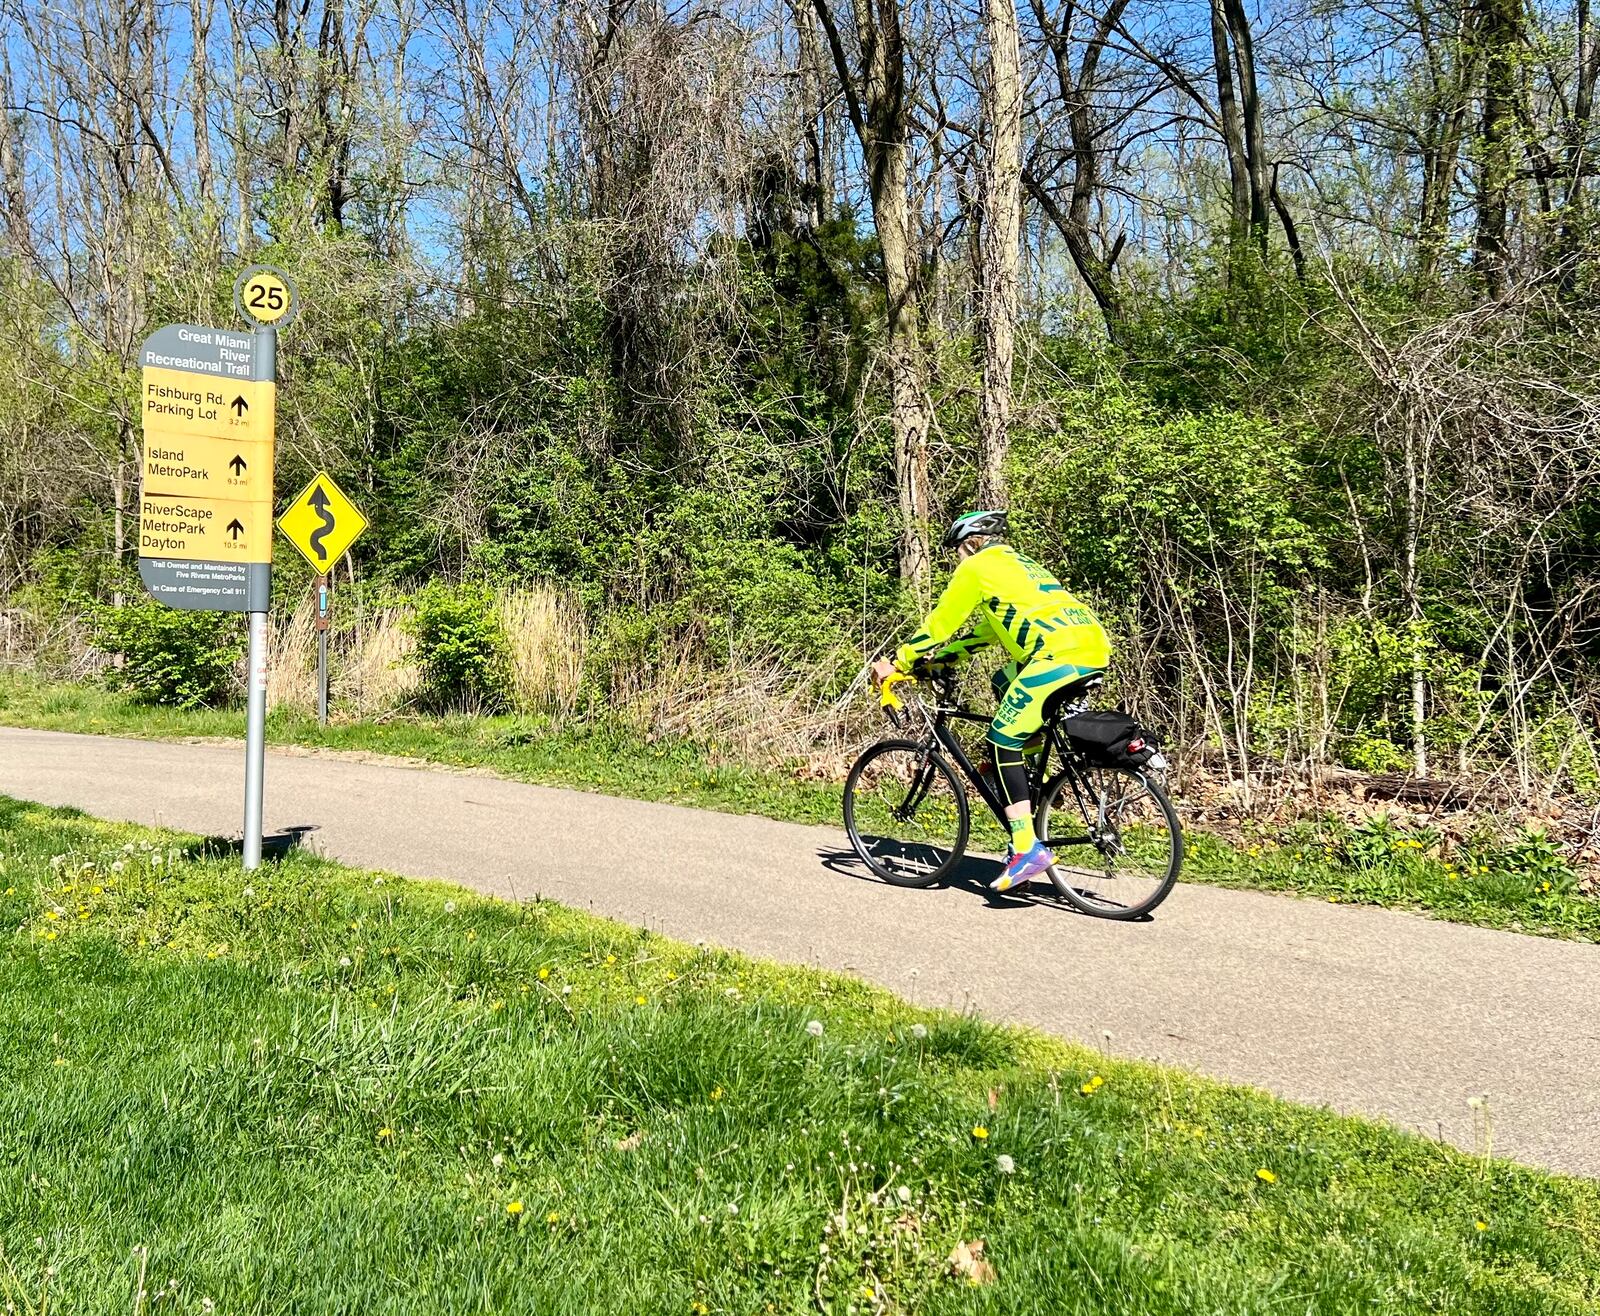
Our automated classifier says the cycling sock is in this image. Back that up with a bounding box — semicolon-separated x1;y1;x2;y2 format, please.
1008;815;1038;853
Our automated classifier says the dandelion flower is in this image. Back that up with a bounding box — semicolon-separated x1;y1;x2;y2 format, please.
635;995;647;1006
506;1200;523;1216
710;1086;724;1102
805;1020;824;1037
377;1128;394;1142
547;1211;561;1224
538;967;551;980
1474;1219;1488;1232
971;1125;989;1140
996;1154;1015;1174
1255;1168;1277;1184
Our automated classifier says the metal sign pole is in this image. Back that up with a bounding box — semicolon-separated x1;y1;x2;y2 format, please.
242;325;276;871
316;573;330;726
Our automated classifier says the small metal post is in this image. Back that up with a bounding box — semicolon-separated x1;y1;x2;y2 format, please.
316;573;330;726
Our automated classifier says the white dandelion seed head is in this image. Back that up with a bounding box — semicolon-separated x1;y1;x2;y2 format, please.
896;1185;912;1203
727;1202;739;1215
1468;1095;1485;1109
151;854;163;867
561;985;572;995
492;1153;504;1168
805;1020;824;1037
909;1024;927;1040
122;843;135;854
338;956;352;968
996;1154;1015;1174
110;861;125;873
242;886;255;899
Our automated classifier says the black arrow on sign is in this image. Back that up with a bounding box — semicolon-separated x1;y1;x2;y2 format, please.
229;454;247;476
226;518;245;541
307;485;335;562
231;396;249;417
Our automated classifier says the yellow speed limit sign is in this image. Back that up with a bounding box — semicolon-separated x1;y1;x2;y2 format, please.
234;264;299;328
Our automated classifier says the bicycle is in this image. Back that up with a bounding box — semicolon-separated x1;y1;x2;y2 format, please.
841;667;1184;919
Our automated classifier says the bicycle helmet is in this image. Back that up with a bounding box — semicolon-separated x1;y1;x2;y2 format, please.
942;509;1008;549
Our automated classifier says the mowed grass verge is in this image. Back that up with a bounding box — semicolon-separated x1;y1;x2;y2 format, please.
4;672;1600;943
1;798;1597;1314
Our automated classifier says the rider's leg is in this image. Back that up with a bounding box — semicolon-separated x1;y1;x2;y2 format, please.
988;660;1104;891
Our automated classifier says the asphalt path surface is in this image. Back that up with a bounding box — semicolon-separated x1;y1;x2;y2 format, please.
3;726;1596;1178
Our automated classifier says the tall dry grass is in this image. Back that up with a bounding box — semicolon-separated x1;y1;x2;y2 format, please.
267;594;319;713
344;605;421;717
497;586;585;716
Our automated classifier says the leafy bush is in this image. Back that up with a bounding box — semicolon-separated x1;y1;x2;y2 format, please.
95;598;244;708
405;582;513;712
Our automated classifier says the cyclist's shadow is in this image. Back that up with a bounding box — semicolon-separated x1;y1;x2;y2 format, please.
816;845;1079;913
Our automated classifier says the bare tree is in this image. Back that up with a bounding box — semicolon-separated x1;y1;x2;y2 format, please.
976;0;1021;504
813;0;934;585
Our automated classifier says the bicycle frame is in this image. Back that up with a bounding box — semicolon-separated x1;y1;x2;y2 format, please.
894;678;1081;832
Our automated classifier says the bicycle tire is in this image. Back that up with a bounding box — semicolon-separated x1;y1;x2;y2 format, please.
843;739;971;888
1035;764;1183;919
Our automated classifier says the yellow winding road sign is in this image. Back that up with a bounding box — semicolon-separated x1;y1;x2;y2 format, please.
278;471;368;573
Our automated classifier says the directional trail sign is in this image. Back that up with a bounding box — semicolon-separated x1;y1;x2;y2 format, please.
277;472;368;573
137;323;277;612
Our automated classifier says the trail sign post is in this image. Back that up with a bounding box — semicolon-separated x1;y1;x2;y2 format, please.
278;472;368;727
134;267;298;870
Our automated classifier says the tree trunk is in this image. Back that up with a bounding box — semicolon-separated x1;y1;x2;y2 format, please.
976;0;1022;507
1221;0;1269;254
814;0;934;586
1473;0;1520;299
1209;0;1250;260
189;0;215;213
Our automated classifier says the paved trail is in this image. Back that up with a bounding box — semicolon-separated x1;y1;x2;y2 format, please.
2;726;1596;1178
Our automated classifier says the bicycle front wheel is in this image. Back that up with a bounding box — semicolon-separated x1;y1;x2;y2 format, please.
843;739;971;888
1036;765;1183;919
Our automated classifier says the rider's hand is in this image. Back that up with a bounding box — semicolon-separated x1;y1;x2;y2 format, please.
870;657;898;687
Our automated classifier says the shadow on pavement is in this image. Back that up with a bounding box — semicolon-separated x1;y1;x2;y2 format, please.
816;844;1085;914
182;823;320;863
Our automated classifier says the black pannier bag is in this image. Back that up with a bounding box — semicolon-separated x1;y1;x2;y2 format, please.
1059;709;1160;769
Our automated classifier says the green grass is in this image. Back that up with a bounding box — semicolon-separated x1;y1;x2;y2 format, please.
1;797;1597;1314
2;672;1598;943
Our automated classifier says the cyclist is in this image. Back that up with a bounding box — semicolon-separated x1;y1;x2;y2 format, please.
871;510;1110;892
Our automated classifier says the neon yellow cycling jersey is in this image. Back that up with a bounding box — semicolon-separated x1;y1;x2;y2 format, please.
894;544;1110;673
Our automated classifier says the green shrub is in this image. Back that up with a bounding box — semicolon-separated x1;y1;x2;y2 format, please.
406;582;512;712
94;598;244;708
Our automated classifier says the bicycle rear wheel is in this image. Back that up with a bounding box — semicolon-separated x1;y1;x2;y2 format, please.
1036;764;1183;918
843;739;970;888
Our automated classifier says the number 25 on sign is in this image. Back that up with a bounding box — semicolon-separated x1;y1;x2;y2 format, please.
233;264;299;328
